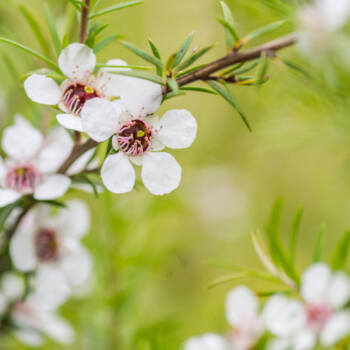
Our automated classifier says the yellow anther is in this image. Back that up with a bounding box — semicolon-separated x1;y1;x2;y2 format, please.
84;86;94;94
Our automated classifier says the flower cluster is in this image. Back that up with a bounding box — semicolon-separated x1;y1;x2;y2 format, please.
185;263;350;350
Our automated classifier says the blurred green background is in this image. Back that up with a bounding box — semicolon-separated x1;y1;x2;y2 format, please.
1;0;350;348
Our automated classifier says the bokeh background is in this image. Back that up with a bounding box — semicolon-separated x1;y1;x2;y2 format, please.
1;0;350;348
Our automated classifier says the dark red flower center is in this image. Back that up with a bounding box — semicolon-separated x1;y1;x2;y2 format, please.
35;228;59;262
117;119;153;156
6;165;41;194
63;83;99;115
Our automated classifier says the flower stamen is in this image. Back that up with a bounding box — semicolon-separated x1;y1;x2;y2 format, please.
6;165;41;194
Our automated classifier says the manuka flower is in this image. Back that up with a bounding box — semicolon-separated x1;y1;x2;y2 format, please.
10;200;92;307
80;79;197;195
24;43;129;132
0;116;73;207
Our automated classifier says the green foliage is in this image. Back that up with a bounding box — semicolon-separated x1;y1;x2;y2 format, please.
89;0;144;19
44;4;62;56
107;70;164;85
174;32;194;68
313;224;326;262
332;231;350;270
147;37;163;76
177;45;213;72
220;1;239;49
243;20;286;44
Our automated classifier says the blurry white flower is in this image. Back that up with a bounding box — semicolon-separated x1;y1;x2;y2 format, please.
12;293;74;347
0;273;25;316
299;0;350;53
81;93;197;195
24;43;130;132
184;333;232;350
0;116;73;207
10;199;92;307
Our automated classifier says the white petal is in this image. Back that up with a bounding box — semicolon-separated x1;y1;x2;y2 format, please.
0;293;8;315
129;156;143;166
24;74;61;105
57;113;83;132
35;265;71;309
184;334;231;350
81;98;119;142
14;330;43;347
267;338;291;350
42;315;74;345
141;152;181;195
320;311;350;346
0;189;21;207
301;263;331;304
58;43;96;79
60;245;92;286
66;148;95;175
0;156;6;181
294;329;316;350
10;227;37;271
328;271;350;308
157;109;197;149
120;78;162;118
263;295;306;337
101;153;135;194
57;199;90;239
150;137;165;151
98;59;130;97
37;127;74;174
33;174;71;200
2;115;43;160
226;286;259;327
1;273;25;301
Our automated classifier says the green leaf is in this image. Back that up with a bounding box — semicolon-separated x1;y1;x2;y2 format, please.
0;37;59;71
44;4;62;56
218;18;239;43
283;59;311;78
94;34;119;53
96;63;152;70
2;54;18;81
0;200;22;233
174;32;194;68
177;45;213;72
166;78;179;93
37;200;67;208
220;1;238;49
89;0;144;19
176;63;207;78
227;61;259;75
331;231;350;269
180;86;216;95
106;70;164;85
67;0;84;10
73;175;99;198
121;41;163;70
104;138;114;159
163;90;186;101
313;225;326;262
289;207;303;264
208;81;251;131
243;20;286;44
256;54;269;84
147;37;162;76
19;5;50;58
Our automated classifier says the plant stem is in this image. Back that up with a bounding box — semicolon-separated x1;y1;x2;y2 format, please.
79;0;90;43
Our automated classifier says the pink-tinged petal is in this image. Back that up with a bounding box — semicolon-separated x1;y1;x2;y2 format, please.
81;98;119;142
320;311;350;346
33;174;71;200
10;227;37;271
37;127;74;174
120;78;162;118
158;109;197;149
2;115;43;160
184;334;231;350
328;271;350;308
101;153;135;194
24;74;61;105
57;114;83;132
58;43;96;79
141;152;181;195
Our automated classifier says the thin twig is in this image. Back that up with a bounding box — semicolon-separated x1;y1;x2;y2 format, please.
79;0;90;43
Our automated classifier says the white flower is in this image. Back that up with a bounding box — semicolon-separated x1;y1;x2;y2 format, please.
12;293;74;347
24;43;130;132
81;84;197;195
226;286;263;350
0;273;25;317
184;333;232;350
0;116;73;207
10;199;92;307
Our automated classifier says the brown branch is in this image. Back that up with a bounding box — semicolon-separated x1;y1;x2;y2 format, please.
172;33;297;91
79;0;90;43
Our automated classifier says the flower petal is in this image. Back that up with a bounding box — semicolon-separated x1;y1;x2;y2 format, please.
120;78;162;118
157;109;197;149
2;273;25;302
57;114;83;132
37;127;74;174
57;199;90;239
263;295;306;337
42;314;74;345
226;286;259;327
320;311;350;346
9;227;37;271
14;330;43;347
2;115;43;160
58;43;96;79
0;189;21;207
328;271;350;308
184;334;231;350
141;152;181;195
81;98;119;142
0;156;6;181
294;329;316;350
101;153;135;194
66;148;95;175
24;74;61;105
98;59;130;97
301;263;331;304
33;174;71;200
